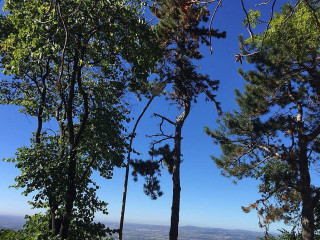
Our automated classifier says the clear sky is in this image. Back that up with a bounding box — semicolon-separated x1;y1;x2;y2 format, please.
0;0;311;234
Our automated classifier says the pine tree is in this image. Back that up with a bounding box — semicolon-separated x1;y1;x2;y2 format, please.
206;2;320;240
131;1;226;239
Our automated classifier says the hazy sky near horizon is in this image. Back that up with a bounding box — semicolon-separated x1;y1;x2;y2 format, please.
0;0;314;234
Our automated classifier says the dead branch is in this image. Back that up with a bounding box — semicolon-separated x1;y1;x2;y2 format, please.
153;113;176;125
255;0;271;6
209;0;223;55
241;0;254;40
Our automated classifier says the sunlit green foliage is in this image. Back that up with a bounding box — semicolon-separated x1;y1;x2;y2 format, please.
0;0;161;238
0;213;115;239
207;1;320;239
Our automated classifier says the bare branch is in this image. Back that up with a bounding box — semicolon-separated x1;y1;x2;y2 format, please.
153;113;176;125
282;0;303;25
255;0;271;6
56;1;68;85
150;136;174;146
234;0;277;59
44;128;58;136
260;0;277;46
257;144;282;158
147;133;174;139
230;146;255;165
252;155;271;169
240;0;254;40
209;0;222;55
146;17;155;24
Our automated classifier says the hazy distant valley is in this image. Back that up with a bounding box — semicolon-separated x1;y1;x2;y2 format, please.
0;214;267;240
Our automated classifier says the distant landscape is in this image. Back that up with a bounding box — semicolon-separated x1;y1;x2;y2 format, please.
2;0;319;239
0;214;270;240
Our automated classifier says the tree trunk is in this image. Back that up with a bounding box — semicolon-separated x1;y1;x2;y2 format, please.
49;202;61;235
119;159;129;240
301;191;314;240
59;54;79;239
169;99;190;240
298;138;315;240
119;97;155;240
59;149;77;239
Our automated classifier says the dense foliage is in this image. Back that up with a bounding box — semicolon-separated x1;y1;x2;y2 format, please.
1;0;320;240
0;0;160;238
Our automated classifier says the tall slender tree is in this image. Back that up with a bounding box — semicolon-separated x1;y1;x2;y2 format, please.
130;1;225;239
118;81;165;240
206;2;320;240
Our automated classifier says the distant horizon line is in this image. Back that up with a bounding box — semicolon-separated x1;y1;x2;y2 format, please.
0;213;274;234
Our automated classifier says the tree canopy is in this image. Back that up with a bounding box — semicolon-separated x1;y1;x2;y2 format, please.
0;0;161;238
1;0;320;240
207;2;320;240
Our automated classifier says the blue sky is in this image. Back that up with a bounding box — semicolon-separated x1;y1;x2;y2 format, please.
0;0;309;234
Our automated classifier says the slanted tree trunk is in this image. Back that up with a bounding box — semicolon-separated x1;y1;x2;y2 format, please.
119;156;130;240
169;98;191;240
119;97;155;240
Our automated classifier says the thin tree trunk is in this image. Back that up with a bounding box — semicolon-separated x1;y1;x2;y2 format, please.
49;202;61;235
35;59;50;144
169;98;190;240
298;137;314;240
59;148;78;239
119;96;155;240
35;85;46;143
59;54;79;239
